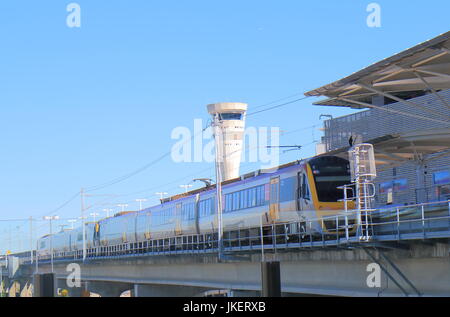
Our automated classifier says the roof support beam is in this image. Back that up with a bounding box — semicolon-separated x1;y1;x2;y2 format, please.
413;71;450;110
372;68;410;85
412;68;450;81
411;50;449;68
356;83;450;119
337;97;449;124
427;149;450;162
373;149;410;162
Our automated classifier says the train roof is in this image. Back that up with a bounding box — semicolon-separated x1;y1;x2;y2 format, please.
160;158;316;204
89;155;346;222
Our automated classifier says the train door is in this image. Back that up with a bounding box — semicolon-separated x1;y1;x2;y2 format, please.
296;171;310;236
94;222;100;246
122;218;128;243
175;203;182;235
133;213;138;243
145;212;151;240
298;171;312;208
194;194;200;234
269;177;280;222
297;172;302;211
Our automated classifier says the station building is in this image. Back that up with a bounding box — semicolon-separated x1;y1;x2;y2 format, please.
306;31;450;207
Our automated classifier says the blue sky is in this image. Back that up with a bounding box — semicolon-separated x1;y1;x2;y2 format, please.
0;0;449;252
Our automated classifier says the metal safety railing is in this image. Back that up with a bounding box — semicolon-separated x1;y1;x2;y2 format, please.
28;200;450;264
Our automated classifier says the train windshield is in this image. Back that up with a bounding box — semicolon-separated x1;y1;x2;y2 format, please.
309;156;351;202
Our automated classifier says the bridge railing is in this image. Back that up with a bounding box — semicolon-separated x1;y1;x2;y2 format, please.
30;200;450;263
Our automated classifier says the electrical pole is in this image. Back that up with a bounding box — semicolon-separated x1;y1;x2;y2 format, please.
135;199;147;211
81;188;86;262
29;216;33;264
213;114;224;261
68;219;77;229
180;184;193;193
102;209;113;218
44;216;59;273
117;204;128;213
155;192;168;201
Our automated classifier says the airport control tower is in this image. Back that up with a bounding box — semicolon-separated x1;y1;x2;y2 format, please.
207;102;248;181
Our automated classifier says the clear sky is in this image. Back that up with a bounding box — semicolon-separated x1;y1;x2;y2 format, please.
0;0;449;252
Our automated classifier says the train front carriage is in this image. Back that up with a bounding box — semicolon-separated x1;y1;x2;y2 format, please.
306;156;356;234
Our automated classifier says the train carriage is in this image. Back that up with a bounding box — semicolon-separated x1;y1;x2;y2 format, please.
37;155;356;257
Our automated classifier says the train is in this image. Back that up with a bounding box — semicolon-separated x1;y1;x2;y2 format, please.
37;155;356;259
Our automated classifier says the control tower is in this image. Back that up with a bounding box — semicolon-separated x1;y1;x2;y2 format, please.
207;102;248;181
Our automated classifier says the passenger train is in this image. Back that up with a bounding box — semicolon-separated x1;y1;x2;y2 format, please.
37;155;355;258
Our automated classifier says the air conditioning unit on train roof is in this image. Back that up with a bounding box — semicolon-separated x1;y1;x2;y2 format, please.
114;211;136;217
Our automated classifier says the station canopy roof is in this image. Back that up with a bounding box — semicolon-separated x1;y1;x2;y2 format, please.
305;31;450;109
324;127;450;170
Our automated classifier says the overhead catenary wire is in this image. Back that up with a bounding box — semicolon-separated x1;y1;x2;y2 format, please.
90;123;321;210
84;95;313;193
0;93;331;250
0;92;313;251
27;88;446;231
246;96;310;117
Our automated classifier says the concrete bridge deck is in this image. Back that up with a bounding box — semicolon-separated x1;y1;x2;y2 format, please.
4;201;450;297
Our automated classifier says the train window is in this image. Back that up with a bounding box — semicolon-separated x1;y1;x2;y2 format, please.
240;191;245;209
199;198;214;217
242;190;248;209
224;185;265;213
251;187;257;206
260;186;264;204
182;203;195;220
233;192;240;211
224;195;229;212
301;174;310;200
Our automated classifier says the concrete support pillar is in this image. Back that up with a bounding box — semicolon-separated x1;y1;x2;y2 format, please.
133;284;208;297
261;261;281;297
33;273;56;297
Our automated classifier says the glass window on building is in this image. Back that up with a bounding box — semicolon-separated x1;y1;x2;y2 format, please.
393;179;408;191
433;171;450;201
433;171;450;185
379;181;393;194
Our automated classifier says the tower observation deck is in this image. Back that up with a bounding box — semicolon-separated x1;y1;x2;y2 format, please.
207;102;248;182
